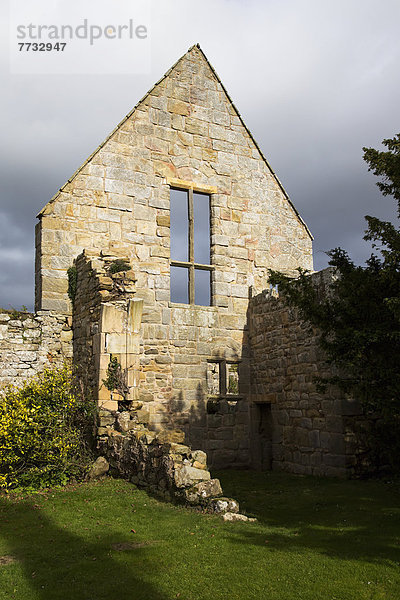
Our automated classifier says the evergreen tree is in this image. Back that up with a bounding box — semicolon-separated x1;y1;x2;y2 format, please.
269;134;400;470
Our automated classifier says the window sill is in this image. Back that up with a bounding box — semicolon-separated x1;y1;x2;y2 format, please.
208;395;243;400
168;302;218;311
207;396;242;415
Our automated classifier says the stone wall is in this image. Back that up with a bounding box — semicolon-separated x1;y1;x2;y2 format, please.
72;250;244;509
35;45;314;470
97;419;247;518
72;249;140;413
248;270;364;477
0;310;72;390
72;249;251;469
100;429;227;506
73;249;146;418
143;303;252;469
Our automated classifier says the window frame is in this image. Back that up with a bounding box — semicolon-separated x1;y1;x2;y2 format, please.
170;186;214;306
207;359;242;399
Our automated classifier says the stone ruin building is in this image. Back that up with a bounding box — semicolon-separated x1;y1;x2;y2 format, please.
0;45;365;494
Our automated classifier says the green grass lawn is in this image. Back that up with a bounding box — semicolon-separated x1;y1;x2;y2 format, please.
0;471;399;600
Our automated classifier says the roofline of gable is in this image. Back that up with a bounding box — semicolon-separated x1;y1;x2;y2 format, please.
194;45;313;241
37;45;199;218
38;43;313;241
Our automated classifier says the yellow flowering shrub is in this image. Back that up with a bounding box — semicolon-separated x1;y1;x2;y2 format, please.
0;364;94;489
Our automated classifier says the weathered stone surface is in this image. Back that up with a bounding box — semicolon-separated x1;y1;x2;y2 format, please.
33;44;315;469
88;456;110;480
156;430;185;444
116;412;132;432
248;269;367;477
184;478;223;504
222;512;257;523
0;311;72;389
16;45;365;481
136;409;150;424
99;430;239;509
169;443;191;455
208;497;240;514
191;450;207;465
192;460;207;470
99;414;115;427
174;465;211;488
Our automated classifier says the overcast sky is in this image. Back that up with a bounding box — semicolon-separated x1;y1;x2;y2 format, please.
1;0;399;311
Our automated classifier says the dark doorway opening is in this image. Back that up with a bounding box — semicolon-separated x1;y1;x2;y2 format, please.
252;403;272;470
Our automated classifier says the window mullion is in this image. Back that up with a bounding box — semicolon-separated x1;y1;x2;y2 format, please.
189;265;195;304
188;189;194;263
188;189;194;303
220;360;227;395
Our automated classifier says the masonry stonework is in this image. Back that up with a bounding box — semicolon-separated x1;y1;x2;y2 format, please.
71;249;244;511
34;44;313;471
71;249;250;469
0;310;72;389
36;45;312;315
0;44;365;480
248;270;365;477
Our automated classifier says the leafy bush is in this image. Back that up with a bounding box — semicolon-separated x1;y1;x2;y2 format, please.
108;259;131;274
67;266;78;303
102;355;129;401
269;134;400;472
0;364;94;490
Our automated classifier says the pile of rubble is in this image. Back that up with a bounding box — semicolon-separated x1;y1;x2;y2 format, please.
92;413;255;522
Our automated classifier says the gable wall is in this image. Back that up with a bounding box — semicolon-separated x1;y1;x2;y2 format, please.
36;46;313;467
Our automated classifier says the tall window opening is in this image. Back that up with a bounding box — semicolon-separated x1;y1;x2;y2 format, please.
170;187;212;305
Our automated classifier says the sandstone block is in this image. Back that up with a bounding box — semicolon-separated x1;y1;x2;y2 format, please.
136;409;150;424
192;461;207;470
168;99;190;116
156;214;170;227
60;329;73;342
116;412;131;432
174;465;211;488
208;497;239;514
99;399;119;411
156;430;185;444
169;444;191;455
184;478;222;504
191;450;207;465
99;414;115;427
222;512;256;523
88;456;109;480
185;117;208;136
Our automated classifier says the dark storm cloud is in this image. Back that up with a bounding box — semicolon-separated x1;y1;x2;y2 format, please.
0;0;399;309
0;212;34;309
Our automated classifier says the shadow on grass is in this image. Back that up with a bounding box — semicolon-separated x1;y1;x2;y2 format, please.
0;494;168;600
217;470;400;565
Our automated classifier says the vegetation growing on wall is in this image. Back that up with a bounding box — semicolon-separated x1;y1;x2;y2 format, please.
103;355;129;400
0;306;30;319
108;259;131;274
67;266;78;303
269;134;400;471
0;364;94;490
